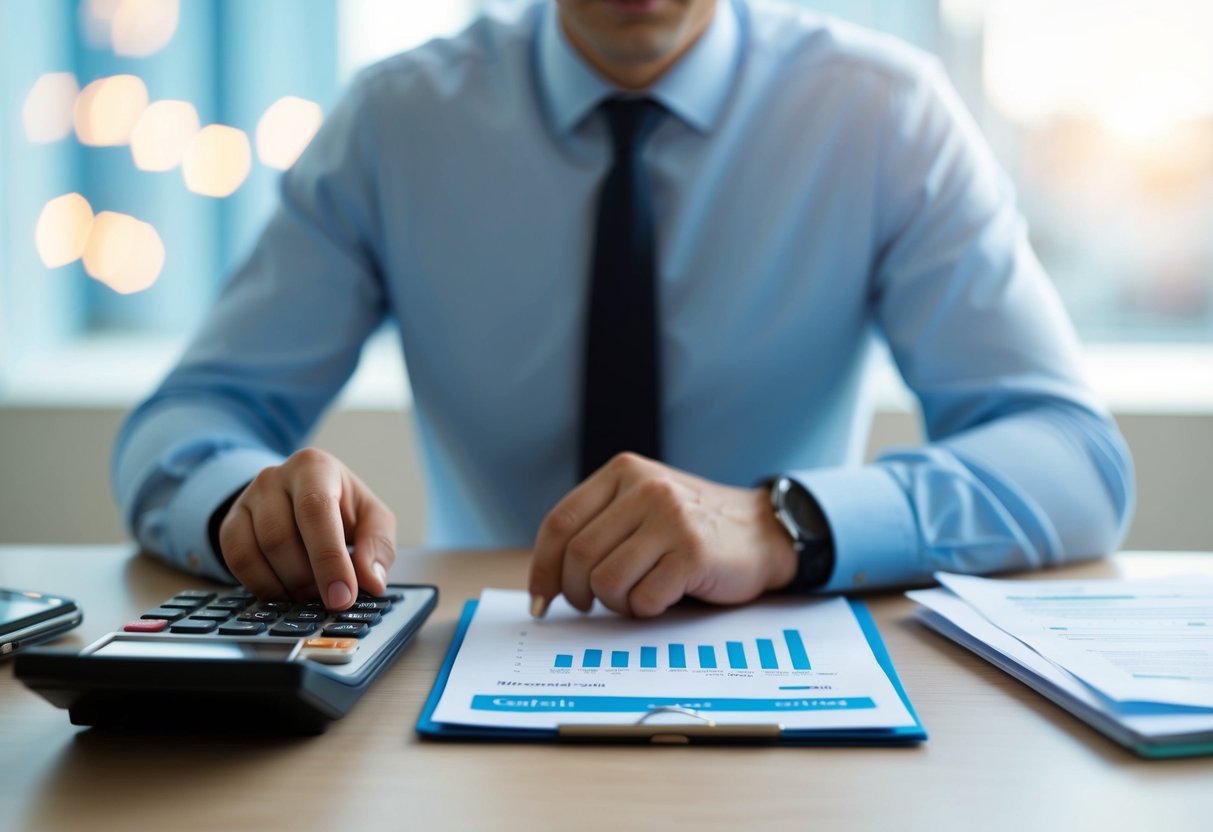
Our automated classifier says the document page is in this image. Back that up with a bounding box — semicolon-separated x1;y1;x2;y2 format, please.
908;587;1213;741
430;589;917;731
937;573;1213;708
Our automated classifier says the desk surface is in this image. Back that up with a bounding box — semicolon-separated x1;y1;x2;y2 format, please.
2;546;1211;832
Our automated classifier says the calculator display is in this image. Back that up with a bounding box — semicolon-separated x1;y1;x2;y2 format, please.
92;637;295;661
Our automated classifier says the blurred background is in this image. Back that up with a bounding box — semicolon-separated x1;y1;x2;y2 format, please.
1;0;1210;552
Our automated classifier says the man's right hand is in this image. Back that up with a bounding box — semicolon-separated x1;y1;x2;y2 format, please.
216;447;397;610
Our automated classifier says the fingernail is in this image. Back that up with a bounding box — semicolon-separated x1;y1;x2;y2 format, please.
327;581;353;609
373;561;387;586
530;594;550;619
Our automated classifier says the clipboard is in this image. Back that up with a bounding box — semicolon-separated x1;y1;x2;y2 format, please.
416;598;927;745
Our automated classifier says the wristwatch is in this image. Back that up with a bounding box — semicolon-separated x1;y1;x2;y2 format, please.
768;476;835;592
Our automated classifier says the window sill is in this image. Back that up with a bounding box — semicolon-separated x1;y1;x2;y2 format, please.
1;334;1210;415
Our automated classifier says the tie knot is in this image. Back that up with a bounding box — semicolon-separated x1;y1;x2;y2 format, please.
600;97;666;158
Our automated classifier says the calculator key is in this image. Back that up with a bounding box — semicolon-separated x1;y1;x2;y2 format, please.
217;621;266;636
141;607;188;621
161;597;207;609
208;597;249;610
175;590;218;600
299;637;359;665
298;601;326;612
189;609;232;621
170;619;219;634
322;622;369;639
237;611;279;623
336;611;381;625
349;600;391;613
255;601;293;612
359;590;403;602
269;621;317;637
124;619;169;633
285;610;323;622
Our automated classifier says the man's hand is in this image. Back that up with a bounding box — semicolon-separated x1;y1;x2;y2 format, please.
528;453;798;618
217;448;396;610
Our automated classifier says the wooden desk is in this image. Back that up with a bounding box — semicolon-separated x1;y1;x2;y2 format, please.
1;546;1211;832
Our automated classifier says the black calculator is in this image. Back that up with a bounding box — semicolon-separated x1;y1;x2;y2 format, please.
15;583;436;733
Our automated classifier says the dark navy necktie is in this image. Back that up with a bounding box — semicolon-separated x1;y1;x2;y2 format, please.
579;97;667;480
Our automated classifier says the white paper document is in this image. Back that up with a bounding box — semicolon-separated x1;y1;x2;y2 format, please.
908;587;1213;751
430;589;918;731
936;573;1213;708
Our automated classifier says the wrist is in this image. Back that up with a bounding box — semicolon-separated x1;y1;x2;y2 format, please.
753;488;799;591
764;476;835;592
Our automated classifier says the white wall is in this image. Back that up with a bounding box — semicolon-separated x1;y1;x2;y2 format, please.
0;405;1208;551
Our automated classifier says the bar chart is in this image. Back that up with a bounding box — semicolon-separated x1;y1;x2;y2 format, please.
550;629;812;672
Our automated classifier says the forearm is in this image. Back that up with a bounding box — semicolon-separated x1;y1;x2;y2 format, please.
112;399;285;580
795;401;1134;592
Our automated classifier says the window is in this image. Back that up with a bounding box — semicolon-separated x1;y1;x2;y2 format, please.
2;0;1209;407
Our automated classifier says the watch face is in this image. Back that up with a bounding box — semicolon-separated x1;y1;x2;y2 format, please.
783;481;826;540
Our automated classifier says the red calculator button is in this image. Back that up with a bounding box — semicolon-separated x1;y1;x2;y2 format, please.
123;619;169;633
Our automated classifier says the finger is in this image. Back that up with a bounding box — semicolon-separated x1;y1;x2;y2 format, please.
349;490;397;596
288;464;359;611
585;521;668;615
528;472;623;614
626;551;692;618
558;489;653;613
218;503;289;600
248;488;316;601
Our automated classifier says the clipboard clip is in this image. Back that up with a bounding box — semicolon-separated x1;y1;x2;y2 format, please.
557;706;783;744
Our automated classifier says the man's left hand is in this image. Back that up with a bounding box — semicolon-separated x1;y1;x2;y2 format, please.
527;453;798;618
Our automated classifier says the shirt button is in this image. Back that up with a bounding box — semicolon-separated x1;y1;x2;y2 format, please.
853;570;866;586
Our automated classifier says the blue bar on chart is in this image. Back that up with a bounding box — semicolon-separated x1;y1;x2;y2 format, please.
611;650;629;668
698;645;717;669
554;654;573;668
783;629;811;670
726;641;748;669
669;643;687;668
640;646;657;668
583;649;602;668
756;638;778;670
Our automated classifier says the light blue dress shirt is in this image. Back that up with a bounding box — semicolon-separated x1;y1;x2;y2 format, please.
113;0;1134;590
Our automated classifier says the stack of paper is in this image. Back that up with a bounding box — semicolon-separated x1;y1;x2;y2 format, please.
908;573;1213;758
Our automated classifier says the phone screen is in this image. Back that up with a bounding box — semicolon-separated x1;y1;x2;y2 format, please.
0;590;70;630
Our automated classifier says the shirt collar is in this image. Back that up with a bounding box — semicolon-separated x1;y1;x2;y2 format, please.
535;0;742;136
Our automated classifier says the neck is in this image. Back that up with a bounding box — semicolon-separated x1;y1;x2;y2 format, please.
560;6;716;90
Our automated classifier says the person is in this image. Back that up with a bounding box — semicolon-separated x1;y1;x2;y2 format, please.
112;0;1135;619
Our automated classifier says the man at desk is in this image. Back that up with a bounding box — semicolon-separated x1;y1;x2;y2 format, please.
113;0;1134;619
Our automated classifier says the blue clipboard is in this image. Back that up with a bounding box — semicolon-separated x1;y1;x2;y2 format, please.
417;598;927;745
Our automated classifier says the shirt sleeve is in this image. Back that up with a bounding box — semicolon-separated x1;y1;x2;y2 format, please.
796;59;1135;593
111;73;390;581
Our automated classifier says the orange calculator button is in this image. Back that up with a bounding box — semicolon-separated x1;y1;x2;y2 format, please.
299;637;359;665
302;638;357;650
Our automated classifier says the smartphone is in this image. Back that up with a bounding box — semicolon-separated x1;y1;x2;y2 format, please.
0;589;82;658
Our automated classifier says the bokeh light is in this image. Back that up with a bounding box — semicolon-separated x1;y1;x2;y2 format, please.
182;124;252;197
74;74;149;147
23;73;80;143
35;194;95;268
111;0;180;57
256;96;324;170
82;211;166;294
130;100;200;171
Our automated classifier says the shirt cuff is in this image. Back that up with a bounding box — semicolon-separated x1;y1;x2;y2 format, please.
791;465;922;593
166;447;284;583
